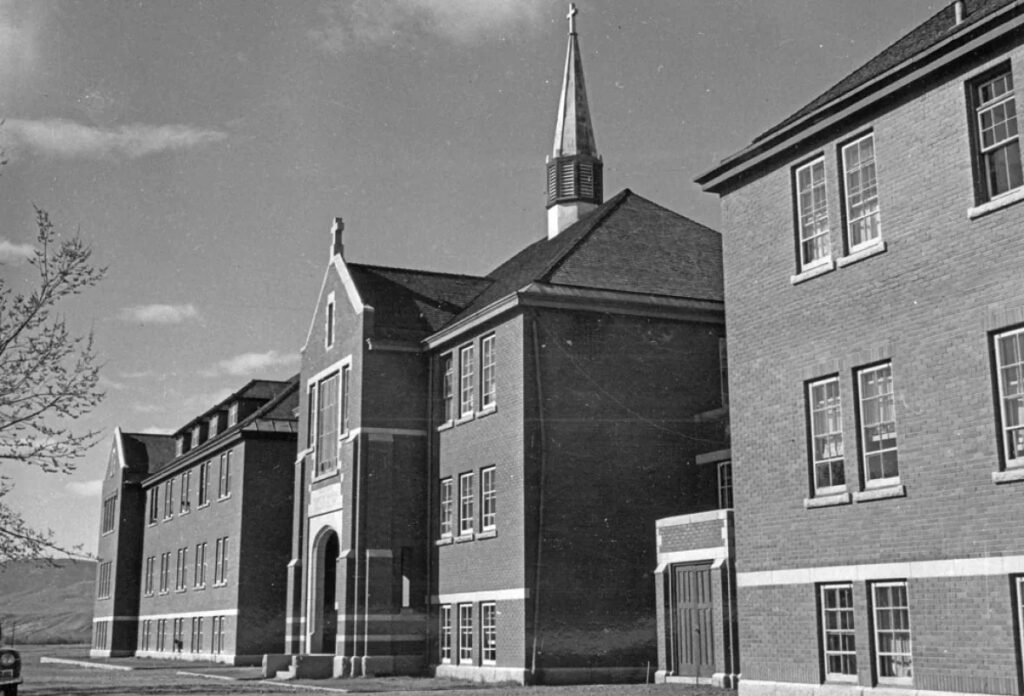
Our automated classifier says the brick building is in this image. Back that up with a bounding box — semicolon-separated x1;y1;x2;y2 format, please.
277;6;729;684
696;1;1024;695
92;378;298;664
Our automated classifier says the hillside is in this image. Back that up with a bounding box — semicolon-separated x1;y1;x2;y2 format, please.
0;559;96;645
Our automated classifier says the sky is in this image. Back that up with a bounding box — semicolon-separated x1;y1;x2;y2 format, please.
0;0;946;555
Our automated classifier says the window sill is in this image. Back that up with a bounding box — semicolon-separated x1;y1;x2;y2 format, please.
968;186;1024;219
476;529;497;539
101;530;114;536
992;467;1024;484
790;259;835;285
437;421;454;433
803;491;851;509
455;413;475;426
476;405;497;419
454;533;475;543
218;494;232;501
435;537;454;546
853;484;906;502
837;240;886;268
311;469;340;484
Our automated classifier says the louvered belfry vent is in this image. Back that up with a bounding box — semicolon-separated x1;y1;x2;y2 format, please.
546;155;603;207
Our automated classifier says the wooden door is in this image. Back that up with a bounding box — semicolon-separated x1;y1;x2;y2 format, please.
673;563;714;677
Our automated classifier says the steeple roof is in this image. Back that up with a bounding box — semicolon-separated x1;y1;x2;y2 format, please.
551;3;597;159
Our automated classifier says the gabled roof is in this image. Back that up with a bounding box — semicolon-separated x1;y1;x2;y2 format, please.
449;189;722;323
118;432;176;476
174;378;292;437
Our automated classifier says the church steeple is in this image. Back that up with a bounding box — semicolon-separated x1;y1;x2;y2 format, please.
546;3;603;239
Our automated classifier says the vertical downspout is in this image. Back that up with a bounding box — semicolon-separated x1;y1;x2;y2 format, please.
529;313;549;678
293;446;313;654
350;436;362;672
425;355;436;669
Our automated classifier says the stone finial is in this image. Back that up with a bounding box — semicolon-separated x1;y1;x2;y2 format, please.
332;217;345;258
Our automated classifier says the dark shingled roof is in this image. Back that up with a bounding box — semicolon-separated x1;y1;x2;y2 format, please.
755;0;1015;144
347;264;491;340
119;432;176;476
450;189;722;323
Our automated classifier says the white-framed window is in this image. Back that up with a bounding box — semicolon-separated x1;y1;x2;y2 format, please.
994;327;1024;467
439;478;453;538
872;581;912;683
341;365;351;435
718;460;733;509
156;619;167;652
148;486;159;524
481;467;496;531
175;547;188;591
97;561;112;598
316;373;339;474
198;461;210;506
481;602;497;664
194;542;207;588
140;620;152;651
180;469;192;513
218;450;232;498
841;133;880;250
459;344;475;417
459;472;475;536
795;157;830;271
441;354;454;424
326;294;335;348
101;494;117;534
858;363;899;486
809;376;845;494
159;552;171;594
144;556;155;596
974;68;1023;200
227;402;239;427
93;621;108;649
480;334;496;410
458;603;474;664
439;605;452;663
820;584;856;681
163;478;174;519
191;616;204;653
173;617;185;651
214;536;229;585
212;616;225;654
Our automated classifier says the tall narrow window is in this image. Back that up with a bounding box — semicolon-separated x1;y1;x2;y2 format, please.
101;495;117;534
975;69;1023;200
873;582;912;682
481;467;496;531
459;472;475;536
156;619;166;652
718;460;733;509
459;603;474;664
858;364;898;485
341;365;351;435
141;620;151;651
163;478;174;519
148;486;159;524
719;337;729;408
480;334;496;409
442;354;454;423
198;461;210;506
97;561;112;598
326;297;335;348
439;605;452;663
795;157;830;271
481;602;497;664
159;552;170;593
459;344;475;417
180;470;192;513
316;373;339;474
842;133;880;250
218;450;232;498
820;584;856;681
191;617;204;653
439;478;453;538
144;556;155;596
994;327;1024;467
214;536;229;585
212;616;225;654
809;377;845;494
194;542;207;588
175;547;188;591
307;385;316;448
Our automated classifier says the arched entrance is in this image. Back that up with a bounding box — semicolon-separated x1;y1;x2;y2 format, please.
310;528;339;654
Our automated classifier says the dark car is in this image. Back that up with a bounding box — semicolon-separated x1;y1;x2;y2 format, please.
0;647;20;696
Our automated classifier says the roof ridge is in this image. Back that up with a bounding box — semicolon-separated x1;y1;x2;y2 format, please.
349;262;488;282
536;188;633;283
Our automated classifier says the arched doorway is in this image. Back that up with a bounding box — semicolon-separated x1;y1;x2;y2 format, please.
310;528;339;654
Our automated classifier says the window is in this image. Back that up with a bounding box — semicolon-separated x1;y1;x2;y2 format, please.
315;373;339;474
101;495;117;534
841;133;880;251
97;561;112;598
93;621;108;649
718;460;733;509
175;547;188;591
459;472;474;536
198;461;210;506
214;536;229;585
141;620;152;651
458;603;474;664
148;486;159;524
439;478;453;538
156;619;167;652
341;365;351;435
481;467;496;531
180;470;192;513
227;402;239;427
872;582;912;682
144;556;155;596
173;618;185;652
191;617;204;653
194;542;207;588
163;477;174;519
439;605;452;663
809;377;845;494
326;296;335;348
481;602;497;664
795;157;830;271
974;69;1023;200
719;337;729;408
442;354;454;423
994;327;1024;467
159;552;171;593
820;584;856;681
459;344;475;417
218;450;232;498
211;616;225;654
858;364;899;485
481;334;496;409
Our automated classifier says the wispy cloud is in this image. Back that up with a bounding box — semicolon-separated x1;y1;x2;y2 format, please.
0;238;34;263
0;1;42;91
137;426;171;435
1;119;228;160
66;479;103;498
210;350;300;377
119;303;200;325
132;404;163;415
311;0;548;52
97;374;127;391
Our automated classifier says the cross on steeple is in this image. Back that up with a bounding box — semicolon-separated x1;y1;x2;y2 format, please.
567;3;577;34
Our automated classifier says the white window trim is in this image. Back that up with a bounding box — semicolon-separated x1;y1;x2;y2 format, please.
819;583;857;683
974;69;1023;202
857;363;900;489
480;334;496;412
439;478;454;539
808;376;846;497
481;466;496;531
841;133;882;255
795;157;832;273
994;327;1024;470
872;581;913;686
480;601;497;665
459;472;475;537
458;344;475;420
325;291;336;349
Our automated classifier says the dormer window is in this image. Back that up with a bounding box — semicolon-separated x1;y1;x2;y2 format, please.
176;433;191;456
227;403;239;427
192;425;203;448
208;414;219;438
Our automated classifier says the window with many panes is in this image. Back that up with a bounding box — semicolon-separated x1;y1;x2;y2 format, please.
809;376;845;494
163;478;174;519
820;584;856;681
175;547;188;591
795;157;830;271
341;365;351;435
191;617;204;652
159;552;170;593
481;467;496;531
841;133;881;251
459;345;475;417
156;619;167;652
459;472;475;536
212;616;225;654
974;68;1023;201
97;561;112;598
218;450;232;498
441;354;454;423
180;470;191;513
459;603;474;663
994;327;1024;467
144;556;155;596
481;334;496;409
481;602;497;664
439;478;453;538
315;373;339;474
439;605;452;663
858;364;898;485
198;461;210;506
872;582;912;683
214;536;229;585
173;618;185;650
194;542;207;588
101;495;117;534
718;460;733;509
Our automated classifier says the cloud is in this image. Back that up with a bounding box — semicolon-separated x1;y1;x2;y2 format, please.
97;374;127;391
311;0;548;52
0;238;34;263
119;303;200;325
212;350;300;377
137;426;171;435
1;119;228;160
0;1;41;89
66;479;103;498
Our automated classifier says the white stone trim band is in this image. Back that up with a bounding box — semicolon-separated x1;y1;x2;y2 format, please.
655;547;728;572
135;608;240;620
431;588;529;604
